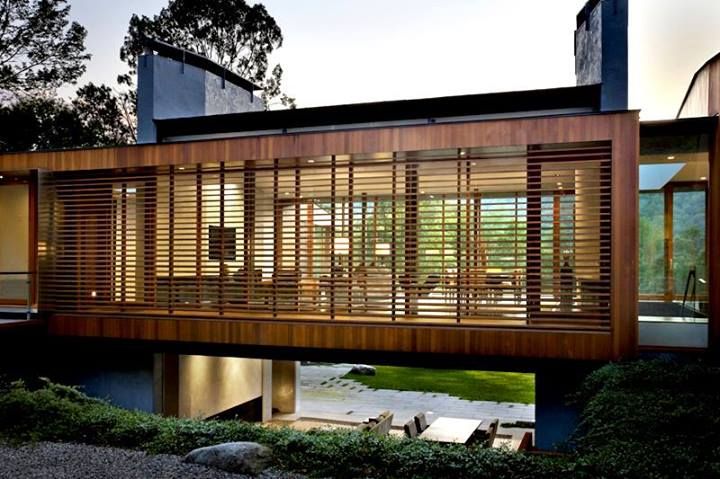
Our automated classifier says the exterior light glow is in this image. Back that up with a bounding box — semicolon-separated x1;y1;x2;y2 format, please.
308;159;315;163
667;155;676;160
90;291;97;298
701;176;707;180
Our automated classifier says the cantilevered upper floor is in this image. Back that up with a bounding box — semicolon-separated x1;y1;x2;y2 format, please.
0;91;640;361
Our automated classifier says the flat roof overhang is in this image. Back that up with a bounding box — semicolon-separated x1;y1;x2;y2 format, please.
155;84;602;141
0;109;635;174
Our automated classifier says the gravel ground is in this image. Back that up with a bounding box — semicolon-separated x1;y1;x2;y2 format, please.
0;442;306;479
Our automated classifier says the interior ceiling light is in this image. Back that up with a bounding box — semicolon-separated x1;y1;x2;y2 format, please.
308;159;315;163
701;176;707;180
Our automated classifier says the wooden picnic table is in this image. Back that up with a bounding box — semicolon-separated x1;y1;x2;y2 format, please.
419;417;483;444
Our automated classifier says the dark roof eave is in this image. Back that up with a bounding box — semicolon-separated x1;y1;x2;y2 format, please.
640;115;718;137
156;84;602;140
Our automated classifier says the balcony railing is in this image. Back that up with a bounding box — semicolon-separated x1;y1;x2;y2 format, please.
0;271;35;320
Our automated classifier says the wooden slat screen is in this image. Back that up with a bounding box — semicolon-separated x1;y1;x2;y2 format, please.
38;141;612;328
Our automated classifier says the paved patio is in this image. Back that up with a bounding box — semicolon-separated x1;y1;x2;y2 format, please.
275;363;535;429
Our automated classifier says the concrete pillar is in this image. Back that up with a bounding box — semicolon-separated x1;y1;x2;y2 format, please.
261;359;273;422
272;360;300;414
153;353;179;416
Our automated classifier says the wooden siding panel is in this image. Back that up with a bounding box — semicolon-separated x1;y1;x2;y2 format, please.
710;123;720;350
49;315;614;360
611;114;639;357
2;113;633;172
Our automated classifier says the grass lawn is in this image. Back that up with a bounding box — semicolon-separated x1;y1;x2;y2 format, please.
343;366;535;404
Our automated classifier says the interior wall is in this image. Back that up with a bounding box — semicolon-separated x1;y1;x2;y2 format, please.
155;175;245;277
178;354;263;418
0;185;29;299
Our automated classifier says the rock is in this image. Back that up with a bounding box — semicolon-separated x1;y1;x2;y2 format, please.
183;442;271;475
350;364;376;375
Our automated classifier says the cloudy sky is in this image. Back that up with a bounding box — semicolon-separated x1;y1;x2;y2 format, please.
65;0;720;120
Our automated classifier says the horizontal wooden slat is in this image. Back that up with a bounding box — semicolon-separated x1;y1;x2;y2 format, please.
38;142;612;329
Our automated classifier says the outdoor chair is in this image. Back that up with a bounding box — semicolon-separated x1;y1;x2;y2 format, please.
359;410;394;435
486;418;499;447
413;412;428;433
403;419;419;438
517;431;533;452
374;411;394;435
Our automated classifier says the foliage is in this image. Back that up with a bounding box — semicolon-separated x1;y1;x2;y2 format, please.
0;0;90;93
0;1;135;152
72;82;136;145
0;87;135;152
2;360;718;478
0;95;85;151
568;358;720;479
639;190;707;297
344;366;535;404
121;0;294;109
0;378;562;479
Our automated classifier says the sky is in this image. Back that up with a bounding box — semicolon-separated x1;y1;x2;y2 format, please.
65;0;720;120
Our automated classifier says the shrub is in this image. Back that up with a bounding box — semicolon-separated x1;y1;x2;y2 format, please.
0;378;564;478
2;359;718;478
568;358;720;479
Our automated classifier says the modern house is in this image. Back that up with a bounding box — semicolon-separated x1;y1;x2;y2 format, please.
0;0;716;448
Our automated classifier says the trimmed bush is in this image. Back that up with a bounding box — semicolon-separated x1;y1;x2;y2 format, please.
0;378;563;478
569;358;720;479
1;358;718;478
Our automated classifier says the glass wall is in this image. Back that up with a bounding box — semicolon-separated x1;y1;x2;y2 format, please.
639;133;709;321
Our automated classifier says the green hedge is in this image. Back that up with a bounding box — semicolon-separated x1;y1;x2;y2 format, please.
568;358;720;479
0;378;563;479
1;358;718;478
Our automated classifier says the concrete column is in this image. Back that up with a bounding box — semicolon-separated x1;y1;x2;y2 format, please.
153;353;179;416
272;360;299;414
261;359;273;422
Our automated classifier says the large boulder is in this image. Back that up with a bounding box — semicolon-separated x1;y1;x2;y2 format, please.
183;442;271;475
350;364;376;376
